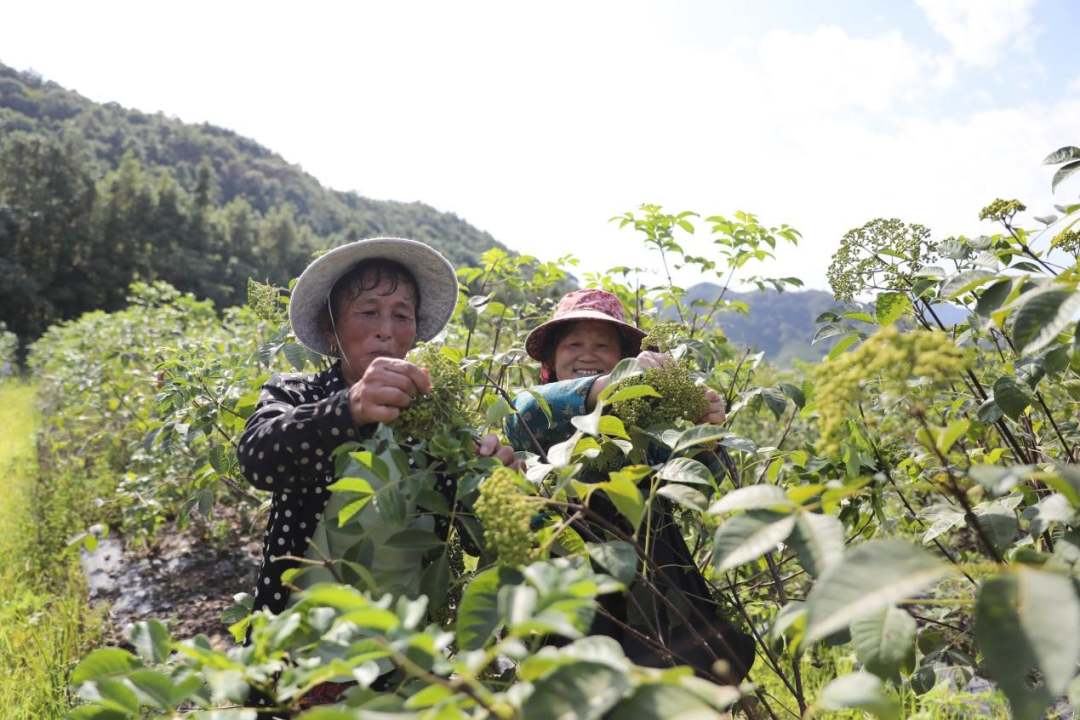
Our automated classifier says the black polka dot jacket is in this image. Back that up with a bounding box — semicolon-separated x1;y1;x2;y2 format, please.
237;363;366;615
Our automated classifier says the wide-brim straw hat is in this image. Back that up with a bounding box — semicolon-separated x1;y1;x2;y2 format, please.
289;237;458;355
525;289;645;361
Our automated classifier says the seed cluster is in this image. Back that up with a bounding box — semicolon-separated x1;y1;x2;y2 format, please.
393;343;475;442
813;326;970;456
474;467;537;567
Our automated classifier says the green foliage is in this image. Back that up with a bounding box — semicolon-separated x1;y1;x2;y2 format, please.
0;322;16;377
34;139;1080;719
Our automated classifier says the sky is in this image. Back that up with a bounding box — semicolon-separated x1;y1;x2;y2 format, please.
2;0;1079;291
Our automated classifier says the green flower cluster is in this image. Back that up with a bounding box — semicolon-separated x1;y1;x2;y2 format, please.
393;343;474;442
606;362;709;429
813;326;970;456
827;219;935;302
979;198;1026;224
640;321;690;353
474;467;537;567
1054;229;1080;256
247;279;286;323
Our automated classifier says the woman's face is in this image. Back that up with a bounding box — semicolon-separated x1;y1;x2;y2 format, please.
331;276;418;384
553;320;623;382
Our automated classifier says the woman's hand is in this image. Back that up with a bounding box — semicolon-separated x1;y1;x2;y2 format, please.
587;350;671;409
347;357;432;426
698;387;727;425
476;433;524;469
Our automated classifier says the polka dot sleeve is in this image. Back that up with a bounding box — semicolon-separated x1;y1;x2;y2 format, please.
237;371;360;492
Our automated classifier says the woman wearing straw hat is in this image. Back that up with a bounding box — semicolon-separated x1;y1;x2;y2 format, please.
237;238;516;621
505;288;755;684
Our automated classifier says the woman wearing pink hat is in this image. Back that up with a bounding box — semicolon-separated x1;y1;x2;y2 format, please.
506;288;725;451
505;288;755;684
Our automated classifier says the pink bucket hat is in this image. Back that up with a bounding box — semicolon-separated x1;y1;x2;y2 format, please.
525;289;646;362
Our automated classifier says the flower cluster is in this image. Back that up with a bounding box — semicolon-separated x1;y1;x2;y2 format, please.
978;198;1026;224
813;326;970;456
474;467;538;567
606;365;709;430
1054;229;1080;256
827;219;935;302
640;321;690;353
393;343;475;442
247;279;286;323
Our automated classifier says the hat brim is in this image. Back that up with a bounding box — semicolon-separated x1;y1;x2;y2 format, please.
289;237;458;355
525;310;646;361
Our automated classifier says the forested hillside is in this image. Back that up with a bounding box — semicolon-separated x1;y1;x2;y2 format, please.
0;62;505;339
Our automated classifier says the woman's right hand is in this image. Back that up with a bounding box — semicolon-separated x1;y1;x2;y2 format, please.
348;357;432;426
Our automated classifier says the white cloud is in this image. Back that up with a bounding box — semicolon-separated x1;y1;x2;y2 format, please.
916;0;1036;67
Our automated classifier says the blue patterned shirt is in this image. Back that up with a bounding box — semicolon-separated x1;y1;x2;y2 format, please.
505;376;599;454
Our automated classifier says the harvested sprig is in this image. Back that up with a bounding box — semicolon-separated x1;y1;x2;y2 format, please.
604;322;709;429
393;343;476;441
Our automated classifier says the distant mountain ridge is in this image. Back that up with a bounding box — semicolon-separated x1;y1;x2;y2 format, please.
685;283;969;365
0;62;504;268
0;61;506;337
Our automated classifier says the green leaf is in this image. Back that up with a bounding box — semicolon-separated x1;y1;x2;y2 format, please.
976;397;1004;424
457;566;522;651
597;415;630;440
992;376;1033;419
127;668;187;709
596;467;647;528
941;270;996;299
657;483;708;512
875;292;911;325
126;619;171;664
1044;146;1080;165
485;396;513;425
71;647;142;685
384;528;445;552
851;606;917;681
816;671;899;720
522;661;631;720
610;683;729;719
587;541;638;586
600;383;661;405
526;388;555;428
709;485;792;514
936;418;969;455
87;678;141;715
657;457;714;486
1012;286;1080;356
789;511;844;577
976;568;1080;720
712;511;797;572
1053;160;1080;192
804;539;947;644
976;279;1014;317
827;333;859;360
671;425;727;454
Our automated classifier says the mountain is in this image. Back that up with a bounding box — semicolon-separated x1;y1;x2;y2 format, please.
686;283;971;365
684;284;840;364
0;62;505;338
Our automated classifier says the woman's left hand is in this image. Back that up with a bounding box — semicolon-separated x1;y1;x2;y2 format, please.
476;433;524;470
698;388;727;425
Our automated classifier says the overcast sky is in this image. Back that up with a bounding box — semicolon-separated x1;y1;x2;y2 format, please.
3;0;1079;290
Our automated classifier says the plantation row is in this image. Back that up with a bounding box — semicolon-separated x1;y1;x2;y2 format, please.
25;147;1080;719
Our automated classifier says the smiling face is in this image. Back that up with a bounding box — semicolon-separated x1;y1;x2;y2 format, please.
327;271;418;384
552;320;624;382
